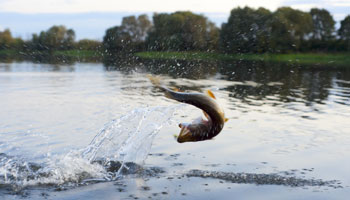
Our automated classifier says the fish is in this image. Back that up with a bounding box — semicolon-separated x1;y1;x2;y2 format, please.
148;75;228;143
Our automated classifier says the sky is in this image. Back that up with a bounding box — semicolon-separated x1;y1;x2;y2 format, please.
0;0;349;40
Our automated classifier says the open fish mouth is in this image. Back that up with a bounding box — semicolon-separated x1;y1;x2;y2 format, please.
177;124;194;143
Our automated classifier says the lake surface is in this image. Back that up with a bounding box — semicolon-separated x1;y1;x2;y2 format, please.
1;60;350;199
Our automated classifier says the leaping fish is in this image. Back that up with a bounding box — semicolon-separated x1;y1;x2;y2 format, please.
148;75;228;143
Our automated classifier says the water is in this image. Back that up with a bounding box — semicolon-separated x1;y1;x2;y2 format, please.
0;105;178;189
0;61;350;199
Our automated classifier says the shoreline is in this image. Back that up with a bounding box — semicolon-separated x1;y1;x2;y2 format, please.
1;50;350;67
135;51;350;67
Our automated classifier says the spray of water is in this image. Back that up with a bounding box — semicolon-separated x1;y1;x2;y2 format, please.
0;105;181;188
81;105;180;177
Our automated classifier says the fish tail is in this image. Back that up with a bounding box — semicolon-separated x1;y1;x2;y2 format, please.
147;74;161;87
147;74;178;100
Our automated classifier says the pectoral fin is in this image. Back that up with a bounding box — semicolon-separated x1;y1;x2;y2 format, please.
203;111;210;120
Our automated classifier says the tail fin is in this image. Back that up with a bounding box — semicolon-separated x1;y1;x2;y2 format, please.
147;74;173;99
147;74;161;87
148;74;182;99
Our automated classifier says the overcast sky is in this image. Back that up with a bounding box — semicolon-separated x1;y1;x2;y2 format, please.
1;0;349;40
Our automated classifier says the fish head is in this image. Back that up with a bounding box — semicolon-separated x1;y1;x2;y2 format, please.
177;122;210;143
177;123;196;143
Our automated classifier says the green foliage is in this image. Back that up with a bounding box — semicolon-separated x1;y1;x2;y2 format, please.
220;7;322;53
310;8;335;40
338;15;350;50
220;7;272;53
146;11;219;51
0;29;24;50
136;51;350;66
269;7;313;53
27;25;76;52
53;50;98;57
103;14;152;54
306;8;336;52
339;15;350;40
0;29;14;50
76;39;102;51
0;49;17;56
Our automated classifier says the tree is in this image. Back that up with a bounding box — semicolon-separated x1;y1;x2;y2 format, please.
254;8;273;53
206;22;220;51
0;29;24;50
269;7;313;52
219;7;272;53
307;8;336;51
338;15;350;50
0;29;15;50
28;25;76;52
339;15;350;40
122;15;152;42
310;8;335;40
103;14;152;54
103;26;130;53
28;32;46;51
146;11;219;51
44;25;75;51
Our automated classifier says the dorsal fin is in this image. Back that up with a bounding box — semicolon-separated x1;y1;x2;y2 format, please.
206;90;216;99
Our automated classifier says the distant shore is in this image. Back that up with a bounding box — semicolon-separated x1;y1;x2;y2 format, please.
0;49;102;63
135;51;350;67
1;50;350;67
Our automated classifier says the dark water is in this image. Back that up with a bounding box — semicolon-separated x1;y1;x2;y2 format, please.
0;60;350;199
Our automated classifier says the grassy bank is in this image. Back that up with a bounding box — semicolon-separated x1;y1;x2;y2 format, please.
53;50;100;58
0;50;102;63
2;50;349;66
0;49;99;58
0;50;17;56
135;51;350;66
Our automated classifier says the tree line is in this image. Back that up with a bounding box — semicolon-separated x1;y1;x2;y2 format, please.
1;6;350;55
0;25;102;53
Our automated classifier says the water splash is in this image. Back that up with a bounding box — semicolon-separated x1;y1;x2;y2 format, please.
0;152;106;187
0;105;180;188
81;105;180;176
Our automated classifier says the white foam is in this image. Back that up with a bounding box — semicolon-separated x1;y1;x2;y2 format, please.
0;105;180;187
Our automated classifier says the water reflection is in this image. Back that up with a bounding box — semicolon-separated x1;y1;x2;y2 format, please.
0;62;75;72
1;59;350;108
103;58;350;107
